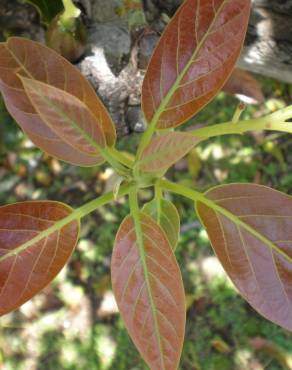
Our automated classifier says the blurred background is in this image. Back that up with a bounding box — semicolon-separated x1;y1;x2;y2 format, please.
1;0;292;369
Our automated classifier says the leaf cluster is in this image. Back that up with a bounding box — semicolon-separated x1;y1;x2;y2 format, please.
0;1;292;369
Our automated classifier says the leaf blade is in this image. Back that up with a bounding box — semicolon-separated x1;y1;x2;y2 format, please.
143;199;180;250
20;76;106;157
111;212;185;369
139;132;200;172
0;37;116;166
142;0;251;129
196;184;292;331
0;201;79;315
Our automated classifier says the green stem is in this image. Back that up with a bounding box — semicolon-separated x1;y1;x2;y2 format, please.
0;183;132;262
232;103;245;124
106;146;134;168
191;119;292;140
191;105;292;139
158;179;292;264
102;147;131;177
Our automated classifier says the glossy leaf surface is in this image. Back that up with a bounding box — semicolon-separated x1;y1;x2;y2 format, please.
0;37;115;166
21;77;106;157
196;184;292;331
111;213;185;370
143;199;180;250
0;201;79;315
142;0;251;129
139;132;199;172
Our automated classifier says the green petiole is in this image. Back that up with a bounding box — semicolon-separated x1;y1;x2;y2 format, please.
190;106;292;140
158;179;292;264
0;183;132;262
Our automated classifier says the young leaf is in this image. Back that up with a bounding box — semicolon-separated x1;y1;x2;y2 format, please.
0;201;79;315
0;37;116;166
111;212;185;370
20;77;106;157
139;132;200;172
142;0;251;129
143;199;180;250
196;184;292;331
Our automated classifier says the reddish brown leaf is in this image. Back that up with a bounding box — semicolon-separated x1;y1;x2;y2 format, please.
139;132;199;172
111;213;185;370
0;201;79;315
0;37;115;166
20;77;106;157
196;184;292;331
142;0;251;129
223;68;264;104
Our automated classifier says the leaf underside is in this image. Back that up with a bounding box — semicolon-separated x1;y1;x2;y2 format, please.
20;77;106;156
140;132;200;172
0;37;116;166
111;213;185;370
196;184;292;331
143;199;180;250
142;0;251;129
0;201;79;315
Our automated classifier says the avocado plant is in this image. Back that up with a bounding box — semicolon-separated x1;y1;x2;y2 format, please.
0;1;292;369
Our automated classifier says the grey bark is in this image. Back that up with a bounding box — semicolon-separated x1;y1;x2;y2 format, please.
80;0;292;135
239;0;292;84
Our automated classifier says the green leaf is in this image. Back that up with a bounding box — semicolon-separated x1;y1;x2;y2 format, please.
21;0;63;24
143;199;180;250
187;148;202;180
111;211;185;370
196;183;292;331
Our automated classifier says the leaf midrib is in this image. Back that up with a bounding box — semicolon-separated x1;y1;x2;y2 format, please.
21;77;105;155
140;136;197;169
160;180;292;265
147;0;228;129
129;190;166;370
7;43;105;158
198;197;292;265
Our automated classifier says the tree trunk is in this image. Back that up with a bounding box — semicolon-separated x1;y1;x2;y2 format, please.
239;0;292;83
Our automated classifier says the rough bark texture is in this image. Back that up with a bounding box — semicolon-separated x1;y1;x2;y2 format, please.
1;0;292;136
239;0;292;84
